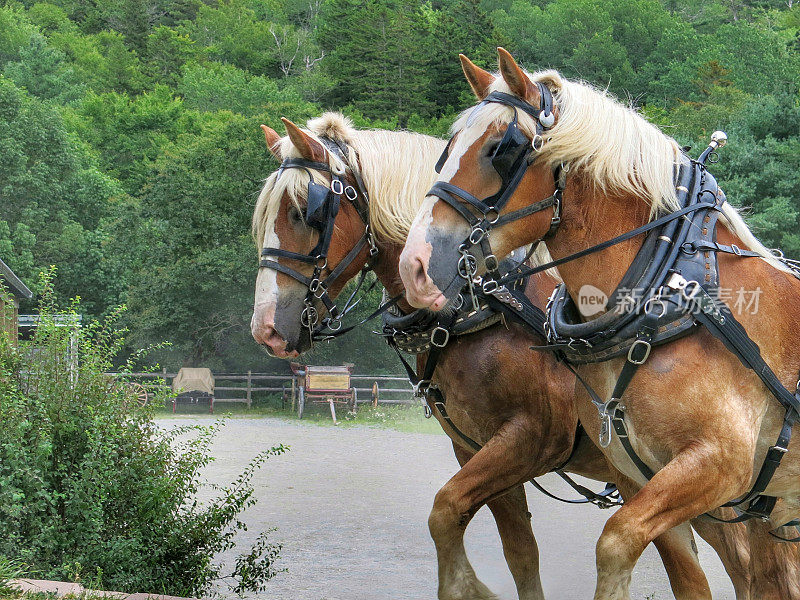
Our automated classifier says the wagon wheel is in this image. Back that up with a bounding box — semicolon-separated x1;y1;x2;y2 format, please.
128;382;149;407
297;387;305;419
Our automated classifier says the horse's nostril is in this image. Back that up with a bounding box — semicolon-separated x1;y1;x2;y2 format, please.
412;257;428;289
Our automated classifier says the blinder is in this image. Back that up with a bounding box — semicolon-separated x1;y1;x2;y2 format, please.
490;113;531;190
305;180;336;231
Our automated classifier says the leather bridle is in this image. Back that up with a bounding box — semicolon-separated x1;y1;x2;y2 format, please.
259;138;378;342
427;88;563;307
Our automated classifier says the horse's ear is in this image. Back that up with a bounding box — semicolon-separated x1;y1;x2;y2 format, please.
460;54;494;100
281;117;327;163
497;47;539;104
261;125;282;160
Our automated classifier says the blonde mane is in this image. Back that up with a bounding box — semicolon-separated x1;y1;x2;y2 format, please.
451;69;784;271
252;113;445;250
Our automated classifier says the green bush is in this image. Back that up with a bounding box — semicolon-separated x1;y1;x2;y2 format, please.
0;273;285;597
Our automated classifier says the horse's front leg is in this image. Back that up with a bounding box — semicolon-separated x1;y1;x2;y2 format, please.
430;422;537;600
615;473;712;600
746;519;800;599
452;444;545;600
593;445;747;600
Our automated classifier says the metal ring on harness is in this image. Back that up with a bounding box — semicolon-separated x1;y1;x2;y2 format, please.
344;185;358;201
330;179;344;195
430;326;450;348
325;317;342;331
458;252;478;279
301;305;319;327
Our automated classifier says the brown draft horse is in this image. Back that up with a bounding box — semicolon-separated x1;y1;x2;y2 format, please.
250;113;751;599
400;48;800;599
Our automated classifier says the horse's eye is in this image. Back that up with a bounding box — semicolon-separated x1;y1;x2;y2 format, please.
486;142;499;157
288;205;303;225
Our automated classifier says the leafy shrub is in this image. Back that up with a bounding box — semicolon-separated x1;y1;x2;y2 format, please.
0;273;284;597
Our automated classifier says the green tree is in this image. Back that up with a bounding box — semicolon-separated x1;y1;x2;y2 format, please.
119;112;293;368
316;0;433;124
0;76;122;314
3;33;85;103
426;0;500;113
178;61;314;116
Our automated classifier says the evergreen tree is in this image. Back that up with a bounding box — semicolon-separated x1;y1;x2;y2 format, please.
316;0;433;124
427;0;500;113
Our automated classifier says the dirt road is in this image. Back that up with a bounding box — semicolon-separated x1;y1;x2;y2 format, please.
159;416;736;600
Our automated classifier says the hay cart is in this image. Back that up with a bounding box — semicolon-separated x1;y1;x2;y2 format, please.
171;367;214;413
290;363;355;425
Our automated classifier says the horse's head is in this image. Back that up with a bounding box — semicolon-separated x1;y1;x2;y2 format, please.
251;116;375;357
400;49;563;311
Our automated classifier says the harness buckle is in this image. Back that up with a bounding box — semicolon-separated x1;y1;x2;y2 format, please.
344;185;358;201
330;179;344;195
484;254;499;271
308;278;321;293
469;227;486;244
773;443;789;454
627;339;652;365
313;284;328;299
731;243;742;256
567;337;593;350
482;279;499;294
430;326;450;348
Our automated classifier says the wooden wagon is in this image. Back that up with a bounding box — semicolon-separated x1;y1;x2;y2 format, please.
171;367;214;413
290;363;355;425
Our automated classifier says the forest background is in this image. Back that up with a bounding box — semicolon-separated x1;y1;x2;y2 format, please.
2;0;799;374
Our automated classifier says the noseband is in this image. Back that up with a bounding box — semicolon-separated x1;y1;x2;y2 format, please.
259;138;378;339
427;87;562;306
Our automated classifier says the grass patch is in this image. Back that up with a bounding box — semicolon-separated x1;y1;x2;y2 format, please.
157;402;446;435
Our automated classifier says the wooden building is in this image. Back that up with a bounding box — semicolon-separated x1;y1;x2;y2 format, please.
0;259;33;343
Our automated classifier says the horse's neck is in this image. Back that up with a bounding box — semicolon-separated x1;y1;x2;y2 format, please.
546;174;652;303
371;241;415;314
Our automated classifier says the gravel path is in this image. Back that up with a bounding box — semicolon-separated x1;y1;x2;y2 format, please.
159;416;736;600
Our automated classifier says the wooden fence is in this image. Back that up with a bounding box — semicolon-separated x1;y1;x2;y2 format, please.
105;370;415;408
